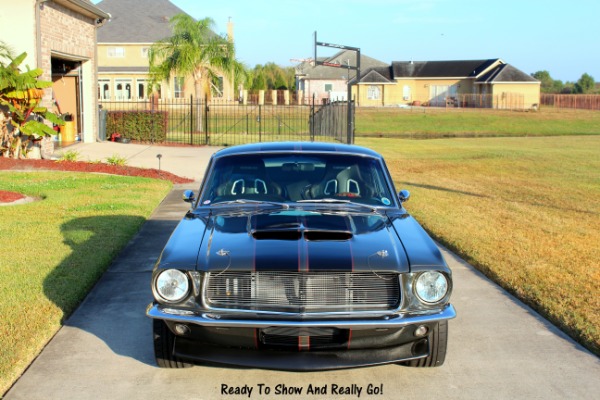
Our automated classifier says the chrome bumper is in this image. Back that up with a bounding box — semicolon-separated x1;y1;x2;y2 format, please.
146;303;456;329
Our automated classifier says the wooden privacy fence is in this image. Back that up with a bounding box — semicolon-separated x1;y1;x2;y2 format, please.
541;94;600;111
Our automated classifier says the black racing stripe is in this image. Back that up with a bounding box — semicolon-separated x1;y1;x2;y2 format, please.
306;240;353;271
254;240;300;271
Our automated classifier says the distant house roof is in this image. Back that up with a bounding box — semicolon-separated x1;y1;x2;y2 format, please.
356;59;538;84
359;67;394;84
96;0;189;43
297;50;388;80
391;59;500;78
476;64;539;83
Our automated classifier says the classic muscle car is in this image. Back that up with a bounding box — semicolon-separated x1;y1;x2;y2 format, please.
147;142;455;370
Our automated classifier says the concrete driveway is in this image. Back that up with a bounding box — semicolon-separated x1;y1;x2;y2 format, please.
5;144;600;399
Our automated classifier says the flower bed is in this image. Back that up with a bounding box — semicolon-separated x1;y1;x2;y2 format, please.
0;158;194;185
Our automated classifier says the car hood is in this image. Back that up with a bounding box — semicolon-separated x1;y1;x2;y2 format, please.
157;209;414;273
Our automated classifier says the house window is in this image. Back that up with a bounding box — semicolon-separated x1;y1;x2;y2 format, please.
212;76;224;97
403;85;411;101
367;85;380;100
173;77;184;98
137;79;148;100
449;84;458;98
141;47;149;58
324;84;333;92
107;47;125;58
115;79;133;100
98;79;111;100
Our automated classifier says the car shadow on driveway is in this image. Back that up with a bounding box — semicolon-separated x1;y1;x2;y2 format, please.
43;209;185;367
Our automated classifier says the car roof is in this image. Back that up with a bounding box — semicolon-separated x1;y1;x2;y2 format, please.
213;142;383;159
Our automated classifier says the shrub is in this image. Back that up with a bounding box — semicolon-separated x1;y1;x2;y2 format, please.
59;150;80;162
105;153;128;166
106;110;168;142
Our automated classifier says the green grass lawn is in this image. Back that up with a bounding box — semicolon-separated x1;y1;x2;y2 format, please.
355;107;600;138
0;172;171;395
357;135;600;356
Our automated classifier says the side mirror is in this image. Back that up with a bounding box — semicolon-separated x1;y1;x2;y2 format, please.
398;189;410;203
182;190;195;203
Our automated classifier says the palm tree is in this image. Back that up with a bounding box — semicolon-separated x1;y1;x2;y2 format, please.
149;14;244;100
0;41;14;67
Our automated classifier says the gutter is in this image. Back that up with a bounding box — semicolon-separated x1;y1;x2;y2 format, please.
52;0;111;23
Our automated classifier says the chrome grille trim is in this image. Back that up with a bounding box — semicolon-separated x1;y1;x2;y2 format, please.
204;271;400;313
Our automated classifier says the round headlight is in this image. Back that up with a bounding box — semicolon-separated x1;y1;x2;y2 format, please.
415;271;448;304
155;269;190;302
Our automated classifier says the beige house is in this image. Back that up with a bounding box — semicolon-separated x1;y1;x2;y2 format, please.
0;0;109;143
353;59;541;109
96;0;235;102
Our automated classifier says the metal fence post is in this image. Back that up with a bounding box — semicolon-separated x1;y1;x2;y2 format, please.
204;95;209;145
258;105;262;142
189;95;193;145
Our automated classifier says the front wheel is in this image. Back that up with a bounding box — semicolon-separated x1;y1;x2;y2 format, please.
404;320;448;367
153;319;194;368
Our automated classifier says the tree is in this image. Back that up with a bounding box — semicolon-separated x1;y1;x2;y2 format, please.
248;63;296;91
531;70;563;94
149;14;245;100
1;44;63;159
573;73;595;94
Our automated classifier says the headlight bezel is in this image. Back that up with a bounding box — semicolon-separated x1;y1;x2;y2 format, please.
413;271;450;305
154;269;191;303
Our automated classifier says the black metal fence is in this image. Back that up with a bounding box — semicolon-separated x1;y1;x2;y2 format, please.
98;96;354;146
311;100;353;144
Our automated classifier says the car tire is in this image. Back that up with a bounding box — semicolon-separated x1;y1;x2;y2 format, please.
153;319;194;368
404;320;448;367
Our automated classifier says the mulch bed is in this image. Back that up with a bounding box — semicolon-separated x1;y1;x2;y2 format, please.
0;158;194;184
0;190;25;203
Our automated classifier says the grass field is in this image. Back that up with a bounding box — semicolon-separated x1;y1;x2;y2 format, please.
355;107;600;138
0;173;171;395
356;136;600;355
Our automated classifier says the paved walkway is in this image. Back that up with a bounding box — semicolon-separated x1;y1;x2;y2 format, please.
53;141;222;182
5;142;600;399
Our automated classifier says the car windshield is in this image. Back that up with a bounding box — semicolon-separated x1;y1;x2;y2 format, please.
200;153;396;207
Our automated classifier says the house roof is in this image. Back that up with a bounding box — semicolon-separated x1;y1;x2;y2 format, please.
355;67;394;84
391;59;500;78
355;59;538;84
96;0;189;43
298;50;388;80
477;64;539;83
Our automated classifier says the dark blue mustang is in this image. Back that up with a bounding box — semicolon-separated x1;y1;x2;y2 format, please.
147;142;455;370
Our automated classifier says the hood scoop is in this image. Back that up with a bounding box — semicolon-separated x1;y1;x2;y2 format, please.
252;229;352;241
304;230;352;241
252;230;302;241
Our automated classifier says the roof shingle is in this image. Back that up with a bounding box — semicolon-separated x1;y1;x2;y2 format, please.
96;0;190;43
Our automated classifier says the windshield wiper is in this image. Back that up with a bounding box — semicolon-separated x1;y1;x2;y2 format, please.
296;198;377;212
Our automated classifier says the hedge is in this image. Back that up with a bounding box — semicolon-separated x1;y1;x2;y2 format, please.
106;110;168;142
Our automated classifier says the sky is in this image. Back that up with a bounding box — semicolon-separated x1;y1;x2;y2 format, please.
97;0;599;83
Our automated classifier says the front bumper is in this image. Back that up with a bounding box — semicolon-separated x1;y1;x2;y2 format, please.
147;303;456;370
146;303;456;329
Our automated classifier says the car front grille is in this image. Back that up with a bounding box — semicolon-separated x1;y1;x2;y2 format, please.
204;271;400;313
